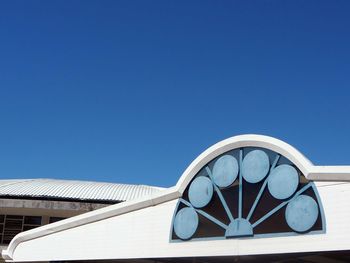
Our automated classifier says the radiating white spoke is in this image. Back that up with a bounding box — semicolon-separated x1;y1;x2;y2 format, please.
206;166;235;223
238;149;243;219
252;183;312;228
180;198;228;230
246;154;280;221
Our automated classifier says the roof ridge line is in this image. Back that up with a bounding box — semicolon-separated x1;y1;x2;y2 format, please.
0;178;38;189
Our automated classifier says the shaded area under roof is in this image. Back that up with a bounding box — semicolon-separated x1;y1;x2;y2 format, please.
0;179;164;202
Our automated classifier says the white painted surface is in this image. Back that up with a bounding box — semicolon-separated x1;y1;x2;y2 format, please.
175;135;350;196
4;134;350;261
6;182;350;262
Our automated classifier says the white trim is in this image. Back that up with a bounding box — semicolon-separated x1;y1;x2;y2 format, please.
4;134;350;261
2;187;180;260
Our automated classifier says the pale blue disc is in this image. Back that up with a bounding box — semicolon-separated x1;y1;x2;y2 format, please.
173;207;199;240
268;164;299;199
285;195;319;232
188;176;213;208
212;155;238;188
241;150;270;183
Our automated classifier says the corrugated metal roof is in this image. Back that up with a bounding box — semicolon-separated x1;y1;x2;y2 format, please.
0;179;164;202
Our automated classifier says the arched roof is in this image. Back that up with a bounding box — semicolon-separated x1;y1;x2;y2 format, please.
0;178;164;202
175;134;350;194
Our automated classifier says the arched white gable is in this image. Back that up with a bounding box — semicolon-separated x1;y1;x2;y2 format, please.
3;134;350;262
176;134;314;194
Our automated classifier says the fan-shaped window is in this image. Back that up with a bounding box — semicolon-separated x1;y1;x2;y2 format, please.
171;147;325;241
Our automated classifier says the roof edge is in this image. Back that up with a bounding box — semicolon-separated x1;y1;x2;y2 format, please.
4;134;350;261
175;134;350;194
2;186;179;261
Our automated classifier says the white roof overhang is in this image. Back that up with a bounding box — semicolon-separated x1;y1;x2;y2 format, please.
3;134;350;262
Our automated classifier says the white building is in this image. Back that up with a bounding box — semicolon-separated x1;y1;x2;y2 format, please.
0;179;163;261
2;134;350;262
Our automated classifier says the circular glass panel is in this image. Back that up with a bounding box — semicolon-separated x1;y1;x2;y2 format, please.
173;207;199;240
268;164;299;199
188;176;213;208
242;150;270;183
212;155;238;188
285;195;319;232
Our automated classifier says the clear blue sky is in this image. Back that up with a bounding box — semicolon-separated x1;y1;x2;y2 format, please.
0;0;349;187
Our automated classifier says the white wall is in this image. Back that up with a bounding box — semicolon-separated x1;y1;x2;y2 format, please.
7;182;350;262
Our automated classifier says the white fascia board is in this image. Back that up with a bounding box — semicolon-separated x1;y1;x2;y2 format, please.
4;134;350;261
308;166;350;180
2;187;180;261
